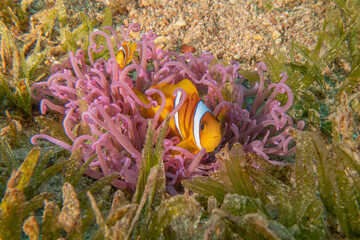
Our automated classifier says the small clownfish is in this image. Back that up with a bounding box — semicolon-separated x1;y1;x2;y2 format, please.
115;41;137;69
134;79;221;154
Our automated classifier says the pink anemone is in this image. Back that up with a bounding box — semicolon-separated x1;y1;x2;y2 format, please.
31;23;304;194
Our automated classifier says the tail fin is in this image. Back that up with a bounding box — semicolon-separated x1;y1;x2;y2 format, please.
133;88;150;104
132;88;156;118
217;106;227;132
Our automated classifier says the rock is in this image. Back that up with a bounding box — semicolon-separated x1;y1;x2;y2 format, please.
139;0;153;7
174;16;186;29
272;30;281;40
155;36;169;49
180;44;196;53
129;31;140;39
252;34;263;40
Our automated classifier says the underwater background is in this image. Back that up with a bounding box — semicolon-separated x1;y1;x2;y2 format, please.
0;0;360;239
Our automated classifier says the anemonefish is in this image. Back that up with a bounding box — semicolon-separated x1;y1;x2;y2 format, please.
115;41;137;69
134;79;221;154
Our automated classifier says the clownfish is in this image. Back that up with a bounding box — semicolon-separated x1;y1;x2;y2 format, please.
116;41;137;69
134;79;221;154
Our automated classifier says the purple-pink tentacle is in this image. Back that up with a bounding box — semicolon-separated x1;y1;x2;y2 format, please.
31;23;304;193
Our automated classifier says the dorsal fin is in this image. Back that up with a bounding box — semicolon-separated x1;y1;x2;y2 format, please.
151;79;199;100
174;79;199;98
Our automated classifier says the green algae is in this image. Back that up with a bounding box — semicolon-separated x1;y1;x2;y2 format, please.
0;0;360;239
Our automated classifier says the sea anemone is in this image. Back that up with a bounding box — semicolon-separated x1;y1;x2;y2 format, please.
31;23;304;194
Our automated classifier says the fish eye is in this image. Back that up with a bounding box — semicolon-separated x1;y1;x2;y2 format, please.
200;123;205;131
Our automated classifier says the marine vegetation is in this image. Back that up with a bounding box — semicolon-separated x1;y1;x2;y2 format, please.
30;23;304;194
1;104;359;239
0;0;112;117
0;0;360;239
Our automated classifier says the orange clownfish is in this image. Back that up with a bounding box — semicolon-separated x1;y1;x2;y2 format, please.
116;41;137;69
134;79;221;154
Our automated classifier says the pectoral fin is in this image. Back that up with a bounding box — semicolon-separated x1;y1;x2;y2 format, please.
172;138;199;156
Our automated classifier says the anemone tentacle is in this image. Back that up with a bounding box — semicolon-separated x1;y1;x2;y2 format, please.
31;23;304;193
